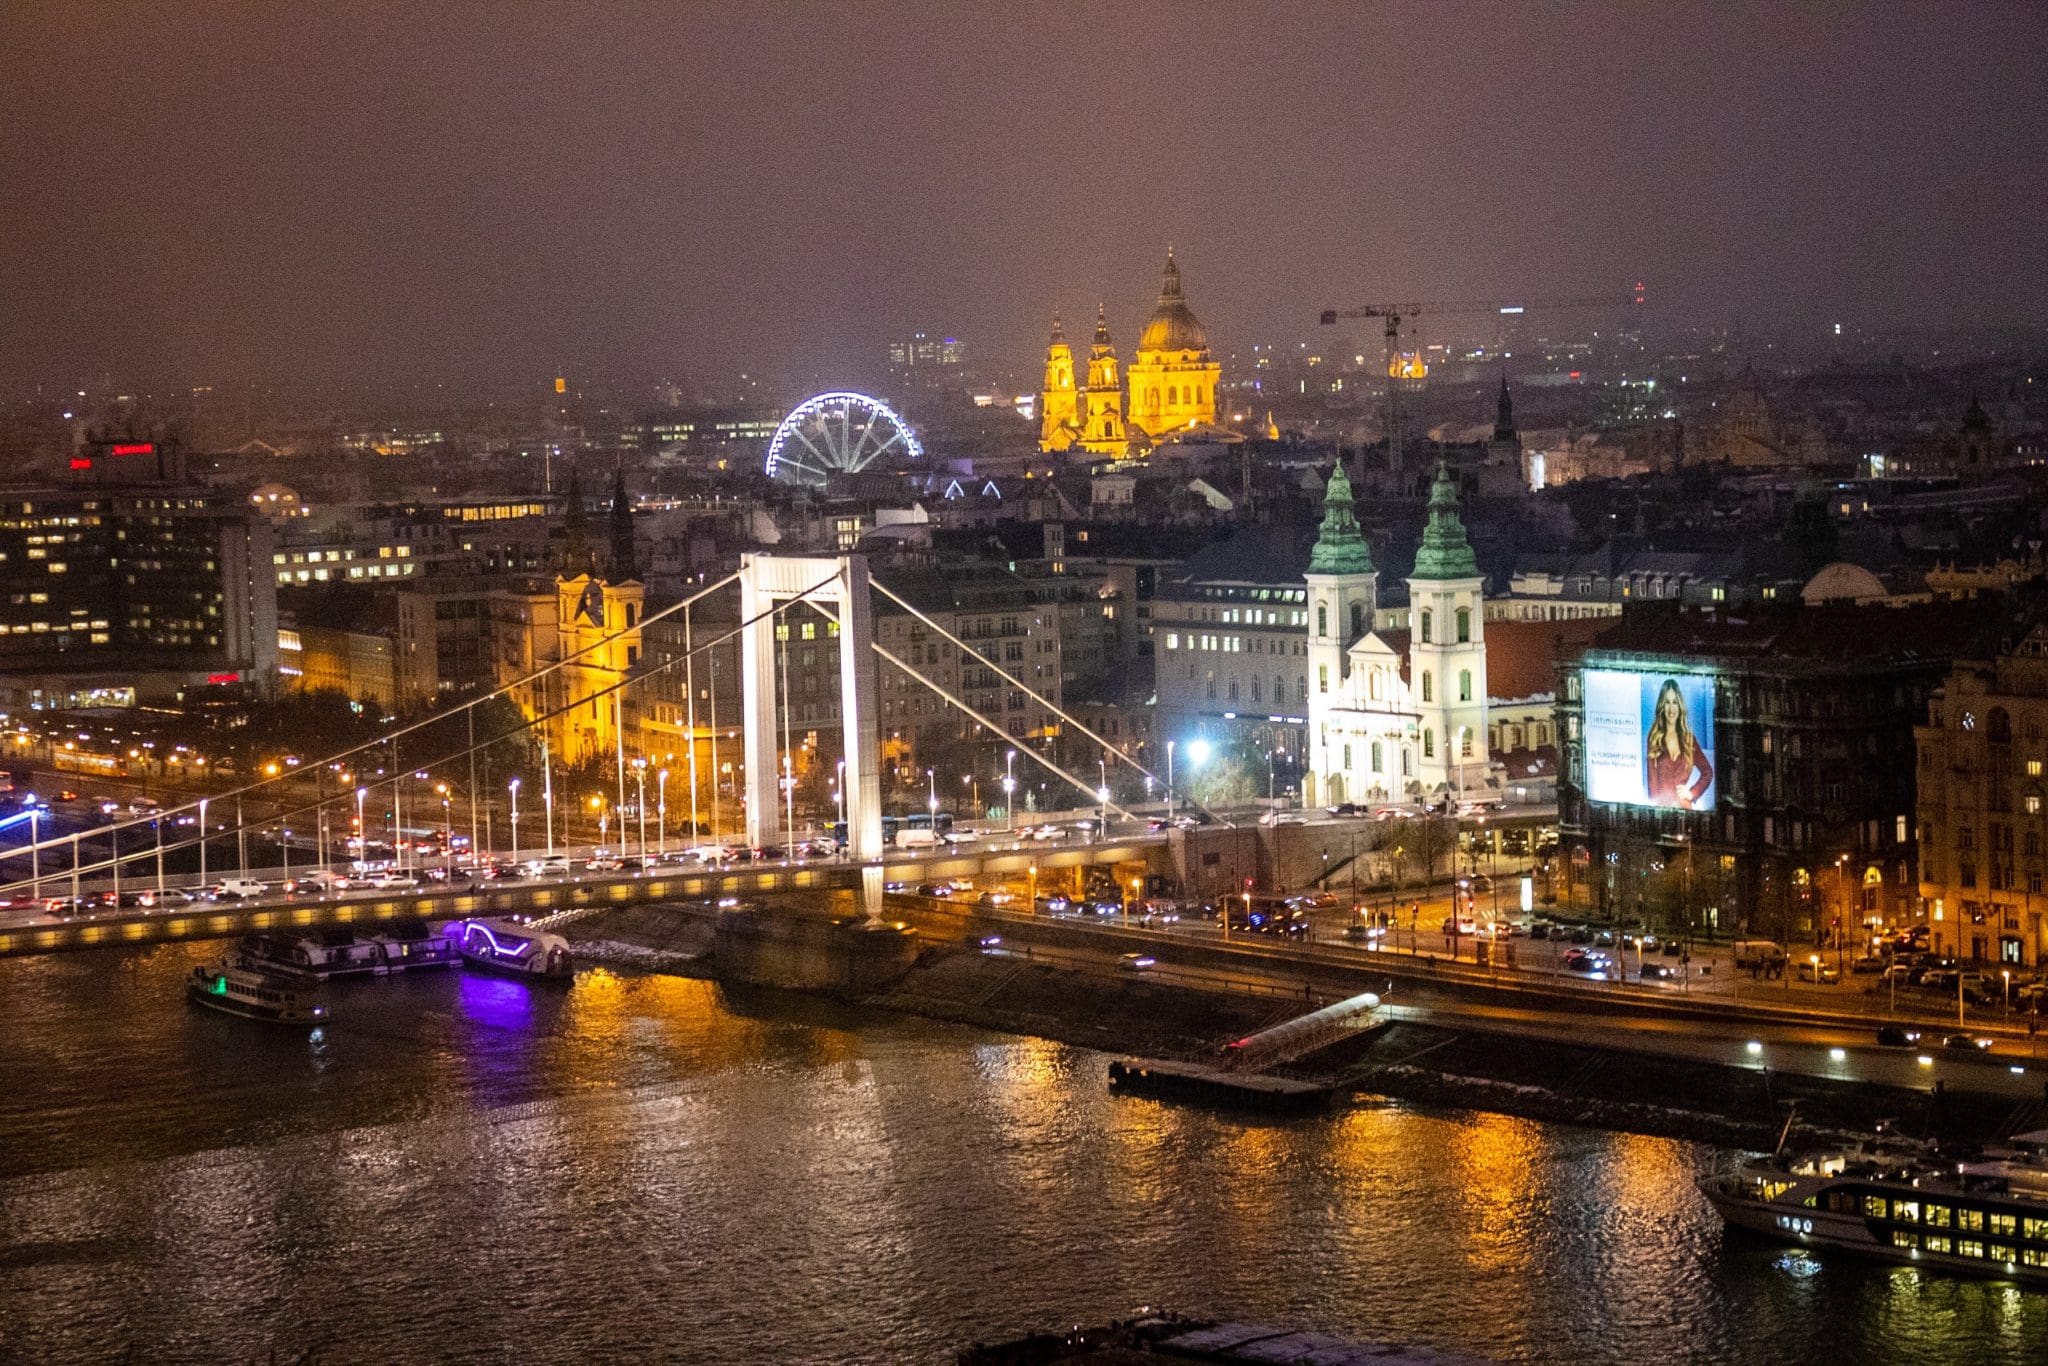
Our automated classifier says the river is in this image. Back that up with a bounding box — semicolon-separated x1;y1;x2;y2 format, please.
1;944;2042;1364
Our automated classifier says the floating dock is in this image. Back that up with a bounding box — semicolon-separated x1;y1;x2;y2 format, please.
1108;990;1388;1112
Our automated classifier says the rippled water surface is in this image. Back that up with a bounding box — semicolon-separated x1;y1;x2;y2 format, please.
1;944;2043;1364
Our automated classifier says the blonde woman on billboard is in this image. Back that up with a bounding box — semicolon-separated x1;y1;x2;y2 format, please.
1645;677;1714;807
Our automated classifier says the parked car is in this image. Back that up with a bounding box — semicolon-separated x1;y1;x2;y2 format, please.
1796;960;1842;985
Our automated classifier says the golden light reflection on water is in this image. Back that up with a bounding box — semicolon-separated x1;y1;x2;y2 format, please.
1445;1111;1544;1277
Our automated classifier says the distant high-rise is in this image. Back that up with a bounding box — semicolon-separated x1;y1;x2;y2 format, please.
887;332;965;369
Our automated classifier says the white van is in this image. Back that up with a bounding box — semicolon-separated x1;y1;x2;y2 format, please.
212;878;266;900
895;826;939;849
1731;939;1787;969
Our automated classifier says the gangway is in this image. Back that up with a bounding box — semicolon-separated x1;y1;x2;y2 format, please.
1218;989;1383;1073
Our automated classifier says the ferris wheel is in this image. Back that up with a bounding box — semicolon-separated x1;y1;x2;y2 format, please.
764;391;924;487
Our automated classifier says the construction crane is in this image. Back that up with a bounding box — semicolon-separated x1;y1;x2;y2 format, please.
1319;284;1645;472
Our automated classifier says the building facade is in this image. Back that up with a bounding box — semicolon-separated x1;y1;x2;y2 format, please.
1914;612;2048;969
1040;252;1221;457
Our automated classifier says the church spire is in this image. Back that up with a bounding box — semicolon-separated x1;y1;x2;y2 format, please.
1157;248;1182;303
1410;458;1479;580
1308;461;1375;576
1493;371;1517;443
607;462;638;581
1049;312;1066;344
1092;303;1112;349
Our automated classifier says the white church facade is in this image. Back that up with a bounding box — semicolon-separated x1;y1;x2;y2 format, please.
1304;459;1490;805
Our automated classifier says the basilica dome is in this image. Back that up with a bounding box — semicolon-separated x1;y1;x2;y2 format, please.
1136;251;1210;355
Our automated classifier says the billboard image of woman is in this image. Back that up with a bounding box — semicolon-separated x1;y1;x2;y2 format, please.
1644;677;1714;808
1583;668;1716;810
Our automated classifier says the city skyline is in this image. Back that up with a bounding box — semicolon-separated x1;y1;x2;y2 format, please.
5;3;2046;393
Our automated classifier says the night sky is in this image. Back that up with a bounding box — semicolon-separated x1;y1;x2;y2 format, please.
3;3;2044;391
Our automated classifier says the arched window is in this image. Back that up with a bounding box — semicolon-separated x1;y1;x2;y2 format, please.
1421;671;1433;703
1423;729;1435;758
1989;707;2012;743
1350;602;1366;637
1455;607;1471;643
1420;609;1433;643
1371;740;1383;771
1275;674;1286;703
1228;679;1239;701
1251;677;1262;702
1317;604;1328;636
1458;669;1472;702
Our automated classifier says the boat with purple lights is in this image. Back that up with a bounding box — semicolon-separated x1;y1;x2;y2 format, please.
450;917;575;982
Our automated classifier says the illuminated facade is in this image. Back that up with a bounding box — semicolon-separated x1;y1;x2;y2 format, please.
1125;251;1221;439
552;573;645;766
1040;251;1222;456
1304;460;1487;804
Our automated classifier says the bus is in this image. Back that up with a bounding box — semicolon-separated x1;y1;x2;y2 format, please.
830;812;955;848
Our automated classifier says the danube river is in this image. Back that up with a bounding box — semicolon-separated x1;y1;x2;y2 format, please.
1;945;2041;1364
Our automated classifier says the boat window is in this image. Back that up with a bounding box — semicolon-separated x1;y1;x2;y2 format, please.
1893;1199;1919;1223
1958;1239;1986;1259
1924;1204;1952;1227
1925;1235;1952;1254
1862;1195;1888;1219
1890;1230;1917;1249
1958;1209;1984;1232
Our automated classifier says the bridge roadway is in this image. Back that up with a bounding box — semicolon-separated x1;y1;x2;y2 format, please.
0;833;1172;958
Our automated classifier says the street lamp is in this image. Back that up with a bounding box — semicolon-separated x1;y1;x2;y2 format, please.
1166;740;1176;822
1097;756;1109;837
657;768;669;858
633;759;648;864
352;788;365;868
508;777;522;858
436;782;452;876
1003;749;1016;832
926;767;938;829
836;758;847;854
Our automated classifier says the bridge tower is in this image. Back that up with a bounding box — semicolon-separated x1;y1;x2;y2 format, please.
738;553;885;919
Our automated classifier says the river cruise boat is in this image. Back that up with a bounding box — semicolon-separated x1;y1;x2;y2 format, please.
1700;1130;2048;1283
235;920;460;980
450;917;574;982
187;961;331;1025
362;918;460;971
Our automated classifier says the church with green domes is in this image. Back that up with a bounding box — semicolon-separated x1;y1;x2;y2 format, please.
1305;457;1489;803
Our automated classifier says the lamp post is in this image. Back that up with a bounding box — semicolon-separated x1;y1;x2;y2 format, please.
508;778;522;859
836;758;847;855
633;759;648;864
27;806;39;902
352;788;364;869
436;783;452;877
542;737;555;857
1097;757;1109;838
1003;749;1016;832
1166;740;1176;823
926;767;938;832
657;768;669;859
200;796;210;885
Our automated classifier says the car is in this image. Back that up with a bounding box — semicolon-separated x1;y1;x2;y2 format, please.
915;882;951;898
1567;926;1594;944
1876;1025;1922;1047
1565;952;1611;975
1796;960;1842;985
1146;817;1170;832
1941;1033;1994;1054
1526;922;1551;940
1848;956;1887;975
1661;940;1686;957
1118;953;1156;973
137;888;194;908
56;789;79;802
976;935;1003;953
1640;962;1680;982
1259;811;1306;827
1637;933;1660;952
1594;929;1617;947
1326;802;1363;817
1039;894;1073;915
211;877;266;900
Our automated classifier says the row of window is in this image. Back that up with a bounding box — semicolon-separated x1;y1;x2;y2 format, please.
1164;633;1307;657
1854;1193;2048;1242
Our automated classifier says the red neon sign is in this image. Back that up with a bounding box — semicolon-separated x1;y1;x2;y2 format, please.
69;457;93;471
109;442;155;456
205;672;240;685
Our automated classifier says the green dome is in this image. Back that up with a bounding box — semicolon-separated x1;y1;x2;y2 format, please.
1307;462;1375;576
1410;459;1478;580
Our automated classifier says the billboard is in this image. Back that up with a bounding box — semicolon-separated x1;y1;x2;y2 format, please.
1584;669;1717;810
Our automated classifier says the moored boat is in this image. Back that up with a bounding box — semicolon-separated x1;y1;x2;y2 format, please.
450;917;574;981
187;962;331;1025
1699;1128;2048;1282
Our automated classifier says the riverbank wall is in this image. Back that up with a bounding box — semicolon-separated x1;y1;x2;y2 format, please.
562;902;2028;1149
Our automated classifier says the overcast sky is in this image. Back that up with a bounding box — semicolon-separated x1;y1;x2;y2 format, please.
4;2;2044;393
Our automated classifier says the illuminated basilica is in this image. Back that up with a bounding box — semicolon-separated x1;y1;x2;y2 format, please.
1039;250;1227;456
